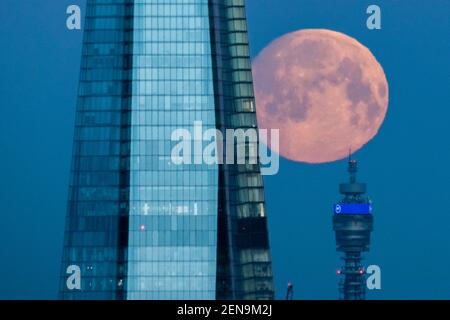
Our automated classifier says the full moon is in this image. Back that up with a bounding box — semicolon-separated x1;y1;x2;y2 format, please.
253;29;389;163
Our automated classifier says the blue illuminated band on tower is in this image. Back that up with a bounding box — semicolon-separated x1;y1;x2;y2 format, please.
334;203;373;215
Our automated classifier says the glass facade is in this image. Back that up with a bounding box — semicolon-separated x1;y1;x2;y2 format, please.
60;0;274;300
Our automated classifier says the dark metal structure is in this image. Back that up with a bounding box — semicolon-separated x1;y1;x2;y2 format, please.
285;282;294;300
332;158;374;300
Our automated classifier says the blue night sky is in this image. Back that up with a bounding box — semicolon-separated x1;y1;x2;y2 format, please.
0;1;449;300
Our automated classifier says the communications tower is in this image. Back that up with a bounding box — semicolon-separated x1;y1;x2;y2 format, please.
332;158;374;300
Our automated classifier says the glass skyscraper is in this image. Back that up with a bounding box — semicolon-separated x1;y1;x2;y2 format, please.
60;0;274;300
